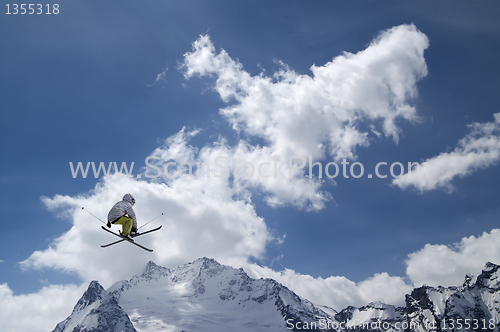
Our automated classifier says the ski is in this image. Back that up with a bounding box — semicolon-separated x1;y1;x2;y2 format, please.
100;225;162;248
101;226;159;252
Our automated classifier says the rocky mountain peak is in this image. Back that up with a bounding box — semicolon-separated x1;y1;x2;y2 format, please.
53;279;136;332
475;261;500;291
140;260;170;281
72;280;105;312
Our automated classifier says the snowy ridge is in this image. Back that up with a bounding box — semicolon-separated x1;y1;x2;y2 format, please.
112;258;336;331
52;280;136;332
53;259;500;332
335;302;406;332
406;261;500;332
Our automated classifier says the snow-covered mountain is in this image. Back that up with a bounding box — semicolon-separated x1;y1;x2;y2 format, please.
405;261;500;332
52;280;135;332
53;258;336;332
53;258;500;332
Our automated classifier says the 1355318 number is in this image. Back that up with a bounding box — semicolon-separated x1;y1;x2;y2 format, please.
6;4;59;15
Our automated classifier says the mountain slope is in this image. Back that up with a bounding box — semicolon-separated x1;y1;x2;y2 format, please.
406;261;500;332
53;258;500;332
52;280;136;332
54;258;337;332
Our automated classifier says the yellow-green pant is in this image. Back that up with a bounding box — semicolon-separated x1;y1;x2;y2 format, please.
113;216;133;235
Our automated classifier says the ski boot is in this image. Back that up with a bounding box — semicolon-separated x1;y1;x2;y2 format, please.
119;231;134;241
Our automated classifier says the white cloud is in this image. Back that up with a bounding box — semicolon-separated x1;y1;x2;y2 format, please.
182;24;429;161
21;173;272;287
406;228;500;287
147;128;331;210
0;282;86;332
147;67;169;87
178;25;429;210
21;126;330;294
394;113;500;191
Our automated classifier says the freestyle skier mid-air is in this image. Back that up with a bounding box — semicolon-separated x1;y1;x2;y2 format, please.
107;193;138;240
97;193;162;251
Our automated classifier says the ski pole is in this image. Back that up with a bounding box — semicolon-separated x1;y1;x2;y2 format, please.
138;213;164;230
81;207;107;226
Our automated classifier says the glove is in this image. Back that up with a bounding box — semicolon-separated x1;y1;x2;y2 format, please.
131;226;138;234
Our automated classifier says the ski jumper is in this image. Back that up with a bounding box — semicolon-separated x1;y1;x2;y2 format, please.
107;194;137;236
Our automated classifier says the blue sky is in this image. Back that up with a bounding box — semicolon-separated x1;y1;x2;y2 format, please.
1;1;500;331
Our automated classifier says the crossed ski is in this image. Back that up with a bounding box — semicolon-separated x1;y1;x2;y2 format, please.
101;225;162;252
